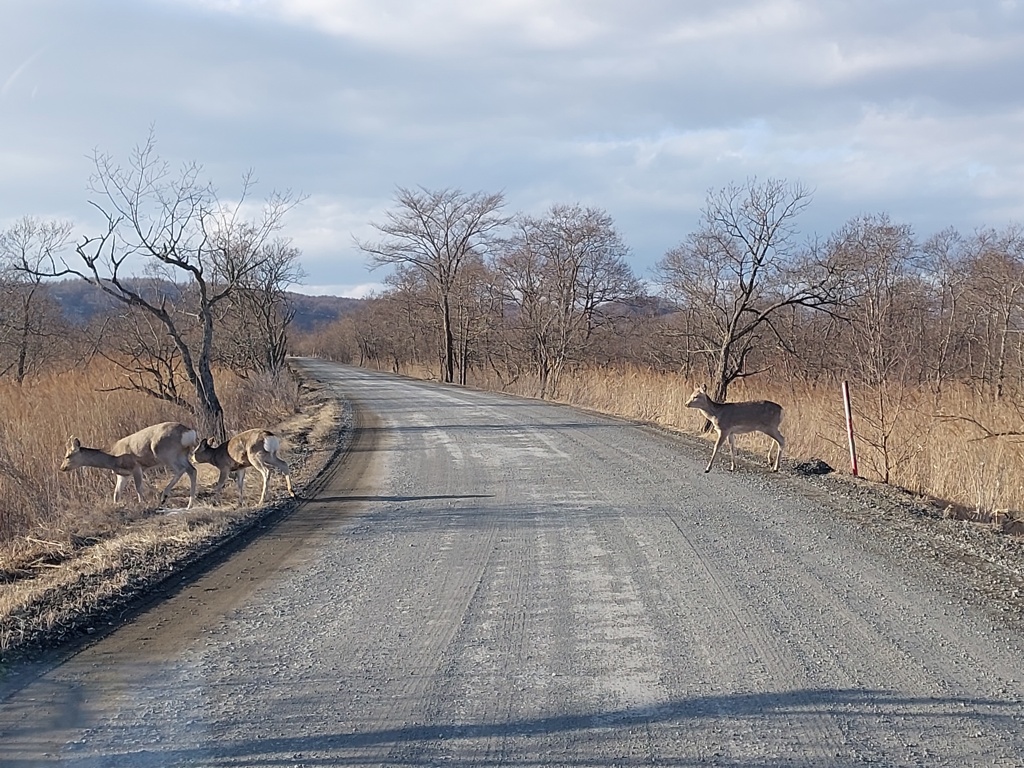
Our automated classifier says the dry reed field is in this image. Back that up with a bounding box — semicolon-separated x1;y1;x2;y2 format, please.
433;364;1024;530
0;361;303;548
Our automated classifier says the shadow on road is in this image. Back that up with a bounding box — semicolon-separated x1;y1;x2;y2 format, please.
10;686;1017;766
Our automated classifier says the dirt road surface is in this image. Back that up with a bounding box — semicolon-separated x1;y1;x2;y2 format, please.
1;360;1023;766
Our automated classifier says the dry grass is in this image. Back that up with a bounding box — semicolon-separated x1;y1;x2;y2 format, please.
0;508;240;654
0;363;192;549
0;361;306;546
447;364;1024;530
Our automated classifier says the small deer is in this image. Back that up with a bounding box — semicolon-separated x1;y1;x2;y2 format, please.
60;422;199;508
685;385;785;473
191;429;295;506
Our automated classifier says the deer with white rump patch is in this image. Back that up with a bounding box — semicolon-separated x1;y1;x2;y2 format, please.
685;385;785;473
191;428;295;506
60;422;199;507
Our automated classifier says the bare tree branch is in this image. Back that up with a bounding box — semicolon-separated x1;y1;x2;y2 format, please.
13;132;302;439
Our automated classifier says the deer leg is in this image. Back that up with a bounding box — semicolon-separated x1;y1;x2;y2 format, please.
235;468;247;506
212;467;231;502
265;454;295;498
259;470;271;505
113;473;127;503
184;462;196;509
159;470;183;506
132;466;145;503
706;432;726;473
766;428;785;471
727;434;737;470
160;461;193;507
251;459;272;505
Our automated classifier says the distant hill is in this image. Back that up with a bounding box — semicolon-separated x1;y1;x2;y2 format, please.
44;279;364;332
285;293;365;332
46;279;125;325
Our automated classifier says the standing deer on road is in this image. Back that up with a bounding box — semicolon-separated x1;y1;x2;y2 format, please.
685;385;785;473
60;422;199;508
191;428;295;506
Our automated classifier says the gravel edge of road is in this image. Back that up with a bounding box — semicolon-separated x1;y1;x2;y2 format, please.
639;413;1024;633
796;468;1024;631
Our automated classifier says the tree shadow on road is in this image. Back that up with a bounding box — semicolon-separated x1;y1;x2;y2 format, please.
15;686;1019;767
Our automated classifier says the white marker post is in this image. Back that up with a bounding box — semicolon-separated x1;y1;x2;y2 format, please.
842;380;858;477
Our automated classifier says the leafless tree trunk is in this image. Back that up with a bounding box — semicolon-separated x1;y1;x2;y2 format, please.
957;226;1024;399
920;228;972;395
357;187;509;384
219;238;304;376
826;213;933;482
496;204;639;398
450;255;504;387
21;133;299;440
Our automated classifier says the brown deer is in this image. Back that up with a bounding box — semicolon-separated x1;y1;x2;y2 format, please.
685;385;785;473
60;422;199;507
191;429;295;506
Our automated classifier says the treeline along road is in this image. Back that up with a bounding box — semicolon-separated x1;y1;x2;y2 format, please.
1;359;1022;766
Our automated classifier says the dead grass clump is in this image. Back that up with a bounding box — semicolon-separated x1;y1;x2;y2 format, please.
0;507;240;656
216;367;304;434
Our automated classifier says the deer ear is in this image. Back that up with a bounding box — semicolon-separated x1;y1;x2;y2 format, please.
699;384;708;393
67;436;81;451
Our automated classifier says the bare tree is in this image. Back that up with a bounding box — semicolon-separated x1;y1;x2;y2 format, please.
357;187;509;383
94;305;194;412
24;133;300;439
656;178;844;401
0;217;75;382
451;256;506;386
496;204;640;397
830;214;923;384
957;226;1024;398
384;267;438;371
920;228;972;392
348;290;428;374
827;213;927;483
218;238;304;376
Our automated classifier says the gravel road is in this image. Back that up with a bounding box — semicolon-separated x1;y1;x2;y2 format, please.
1;359;1023;767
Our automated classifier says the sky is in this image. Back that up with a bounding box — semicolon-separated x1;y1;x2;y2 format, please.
2;1;1023;298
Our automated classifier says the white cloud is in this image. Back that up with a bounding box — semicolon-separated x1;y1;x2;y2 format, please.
179;0;608;51
819;32;1017;83
3;1;1024;294
291;281;383;299
660;0;809;43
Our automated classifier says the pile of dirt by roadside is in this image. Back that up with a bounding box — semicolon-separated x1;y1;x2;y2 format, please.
0;372;351;669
